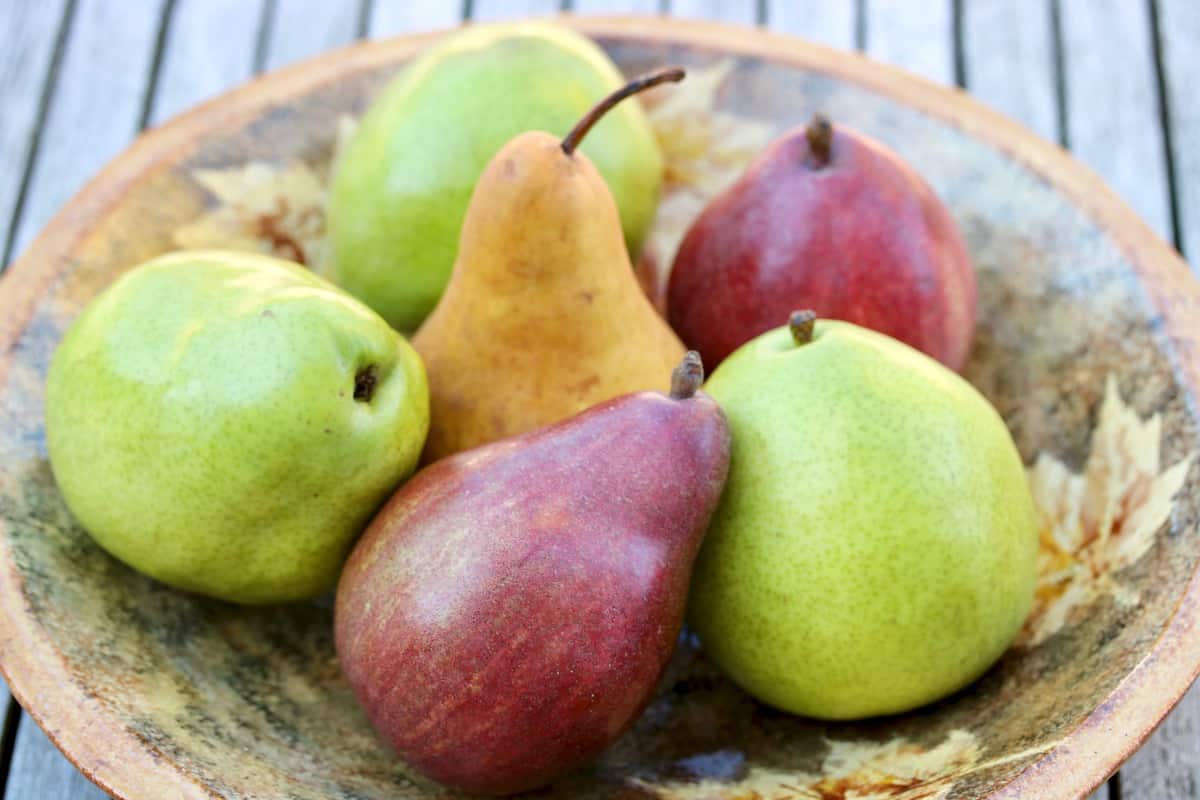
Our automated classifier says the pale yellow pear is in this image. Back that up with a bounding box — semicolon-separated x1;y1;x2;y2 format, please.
412;70;686;461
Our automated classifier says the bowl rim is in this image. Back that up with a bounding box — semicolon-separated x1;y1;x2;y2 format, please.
0;15;1197;800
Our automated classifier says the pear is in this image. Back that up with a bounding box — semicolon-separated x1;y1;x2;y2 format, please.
688;312;1037;720
668;114;976;372
45;250;429;604
326;22;665;331
335;353;730;795
412;68;687;462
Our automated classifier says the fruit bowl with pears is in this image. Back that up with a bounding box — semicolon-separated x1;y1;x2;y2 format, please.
0;16;1197;800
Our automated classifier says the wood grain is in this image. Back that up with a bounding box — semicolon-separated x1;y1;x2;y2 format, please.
1058;0;1172;241
147;0;266;125
1157;0;1199;259
3;716;108;800
471;0;562;21
960;0;1059;143
572;0;660;13
765;0;856;49
0;0;68;756
6;0;168;260
862;0;954;84
261;0;365;71
1123;683;1200;798
368;3;461;37
665;0;757;24
0;0;69;264
2;17;168;783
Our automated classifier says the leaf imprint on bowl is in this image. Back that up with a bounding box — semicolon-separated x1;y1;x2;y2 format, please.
635;729;982;800
172;115;358;270
636;58;775;310
1021;374;1192;647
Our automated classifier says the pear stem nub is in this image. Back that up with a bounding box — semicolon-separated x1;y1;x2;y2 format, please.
789;310;817;346
670;351;704;400
805;114;833;167
561;66;686;156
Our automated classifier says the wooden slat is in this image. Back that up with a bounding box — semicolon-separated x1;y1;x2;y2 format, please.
1057;0;1172;241
960;0;1059;143
147;0;265;126
666;0;757;25
1123;683;1200;798
367;2;462;37
6;0;168;260
0;0;69;763
4;716;108;800
3;0;202;797
862;0;954;84
1156;0;1200;260
572;0;660;13
471;0;562;21
0;0;70;264
260;0;364;71
765;0;856;50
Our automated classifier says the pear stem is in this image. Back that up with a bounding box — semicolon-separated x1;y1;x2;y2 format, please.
561;66;686;156
670;351;704;400
805;114;833;168
789;310;818;345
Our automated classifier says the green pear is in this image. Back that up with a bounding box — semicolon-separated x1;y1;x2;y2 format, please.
45;250;429;604
689;313;1037;720
325;21;664;331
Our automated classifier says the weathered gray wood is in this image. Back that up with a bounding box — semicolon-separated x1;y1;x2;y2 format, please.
572;0;660;13
1058;0;1172;241
862;0;954;84
766;0;856;50
261;0;365;71
7;0;168;259
471;0;562;21
0;0;69;743
3;714;109;799
0;0;69;264
147;0;266;125
368;1;462;37
961;0;1059;143
1157;0;1200;261
666;0;757;25
4;0;169;797
1122;682;1200;797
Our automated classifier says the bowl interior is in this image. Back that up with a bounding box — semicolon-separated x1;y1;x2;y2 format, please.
1;25;1198;800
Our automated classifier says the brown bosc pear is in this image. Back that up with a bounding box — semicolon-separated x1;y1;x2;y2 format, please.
412;68;687;462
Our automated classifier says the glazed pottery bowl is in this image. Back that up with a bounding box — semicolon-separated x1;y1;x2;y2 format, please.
1;17;1198;800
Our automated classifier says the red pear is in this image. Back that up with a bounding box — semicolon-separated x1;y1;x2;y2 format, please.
667;114;976;371
334;353;729;795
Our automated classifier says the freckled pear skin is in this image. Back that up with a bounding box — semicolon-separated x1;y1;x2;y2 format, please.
667;116;976;372
688;318;1036;720
411;69;686;463
44;250;429;604
334;357;730;795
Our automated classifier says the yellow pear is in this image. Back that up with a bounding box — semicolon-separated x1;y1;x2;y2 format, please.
412;68;687;461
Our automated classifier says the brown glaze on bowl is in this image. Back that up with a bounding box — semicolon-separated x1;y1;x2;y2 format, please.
0;17;1198;800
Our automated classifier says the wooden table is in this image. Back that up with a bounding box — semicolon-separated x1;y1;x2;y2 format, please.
1;1;1196;797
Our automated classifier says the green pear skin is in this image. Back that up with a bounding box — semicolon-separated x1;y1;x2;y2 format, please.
326;22;664;331
689;320;1037;720
45;250;429;604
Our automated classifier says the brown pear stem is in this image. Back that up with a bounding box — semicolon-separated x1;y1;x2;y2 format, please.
789;310;818;345
670;351;704;400
561;66;686;155
805;114;833;167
